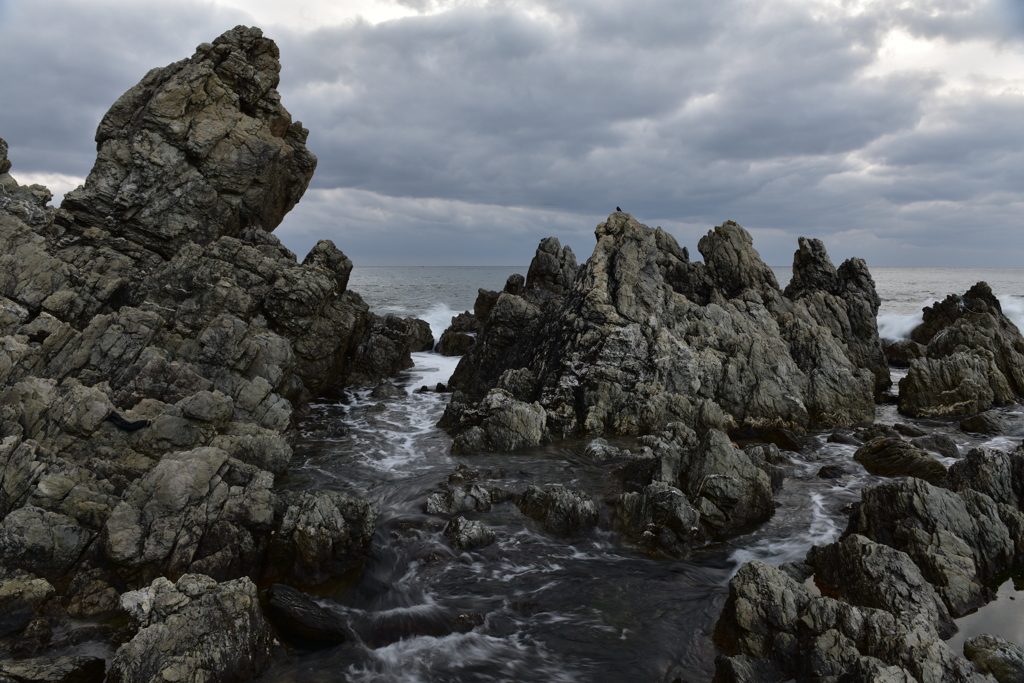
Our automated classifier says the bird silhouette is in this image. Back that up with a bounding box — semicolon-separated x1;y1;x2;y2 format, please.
616;206;622;212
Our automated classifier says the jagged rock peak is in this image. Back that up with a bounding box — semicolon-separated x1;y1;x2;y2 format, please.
60;25;317;258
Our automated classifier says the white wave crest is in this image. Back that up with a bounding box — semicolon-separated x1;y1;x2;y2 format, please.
999;295;1024;335
877;311;925;342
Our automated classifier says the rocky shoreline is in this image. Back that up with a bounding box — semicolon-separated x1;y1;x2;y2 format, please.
2;24;1024;683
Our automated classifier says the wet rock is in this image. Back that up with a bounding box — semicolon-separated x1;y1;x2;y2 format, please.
911;433;960;461
807;534;956;638
826;430;862;446
370;381;403;399
365;402;386;414
448;389;546;455
679;429;775;537
583;438;627;460
453;612;485;633
324;419;349;438
761;428;804;453
893;423;927;438
265;583;348;647
0;655;106;683
853;438;948;484
900;282;1024;417
444;215;887;453
447;311;478;334
817;465;847;479
266;490;376;588
63;568;121;619
443;516;495;550
109;574;273;683
961;411;1007;435
963;634;1024;683
515;485;598;535
850;477;1013;616
425;483;494;516
946;448;1024;510
613;482;703;558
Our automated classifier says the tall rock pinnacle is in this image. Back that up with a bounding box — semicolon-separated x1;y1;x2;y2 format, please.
61;25;317;258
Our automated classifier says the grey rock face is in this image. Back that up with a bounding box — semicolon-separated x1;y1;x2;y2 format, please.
108;574;273;683
808;534;956;638
849;477;1012;617
443;516;496;550
853;438;948;485
961;411;1007;435
0;506;93;583
613;482;703;558
266;490;376;587
963;634;1024;683
61;26;316;258
900;282;1024;417
515;485;598;535
443;214;887;453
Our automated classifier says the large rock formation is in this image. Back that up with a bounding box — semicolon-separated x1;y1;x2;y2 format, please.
899;282;1024;417
441;214;888;453
0;25;414;674
716;445;1024;681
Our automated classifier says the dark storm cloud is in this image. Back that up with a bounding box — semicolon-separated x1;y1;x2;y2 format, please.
1;0;1022;267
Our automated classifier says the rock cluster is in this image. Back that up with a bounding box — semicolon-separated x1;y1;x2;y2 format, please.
1;26;421;679
441;214;889;454
715;445;1024;681
898;282;1024;418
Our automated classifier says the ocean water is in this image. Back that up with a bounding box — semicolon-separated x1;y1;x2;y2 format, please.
264;266;1024;683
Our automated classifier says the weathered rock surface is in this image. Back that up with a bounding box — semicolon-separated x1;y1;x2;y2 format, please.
900;282;1024;417
108;574;273;683
443;516;495;550
443;215;888;453
60;27;315;257
613;482;703;558
853;438;948;484
961;410;1007;435
963;634;1024;683
515;485;598;535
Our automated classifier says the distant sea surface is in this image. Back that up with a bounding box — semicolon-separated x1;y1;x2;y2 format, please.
350;265;1024;340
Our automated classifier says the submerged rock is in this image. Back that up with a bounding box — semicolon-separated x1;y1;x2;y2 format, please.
265;583;349;647
442;216;888;453
516;485;598;536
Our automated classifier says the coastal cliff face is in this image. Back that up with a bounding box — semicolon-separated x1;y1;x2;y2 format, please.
441;213;890;454
0;26;426;680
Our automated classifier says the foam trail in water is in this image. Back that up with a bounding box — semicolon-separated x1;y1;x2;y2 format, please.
877;309;927;342
999;295;1024;335
728;492;840;573
418;303;464;341
406;352;462;393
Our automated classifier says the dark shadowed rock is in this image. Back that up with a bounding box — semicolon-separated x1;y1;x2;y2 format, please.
437;329;475;356
911;433;960;460
884;339;926;367
265;583;348;647
613;482;703;558
0;655;106;683
853;438;948;484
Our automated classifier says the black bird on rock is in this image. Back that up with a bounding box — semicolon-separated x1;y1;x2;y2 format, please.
616;206;622;212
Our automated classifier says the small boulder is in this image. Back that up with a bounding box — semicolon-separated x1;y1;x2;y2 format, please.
961;411;1007;435
910;434;960;460
963;633;1024;683
0;655;106;683
516;485;598;535
444;516;495;550
370;382;404;399
853;439;947;485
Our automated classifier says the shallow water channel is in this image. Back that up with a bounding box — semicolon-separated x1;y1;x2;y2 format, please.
261;353;1024;683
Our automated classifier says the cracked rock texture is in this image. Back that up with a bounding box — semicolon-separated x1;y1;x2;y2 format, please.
442;215;888;454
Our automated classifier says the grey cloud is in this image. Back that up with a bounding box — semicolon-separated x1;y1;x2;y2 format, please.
0;0;1021;267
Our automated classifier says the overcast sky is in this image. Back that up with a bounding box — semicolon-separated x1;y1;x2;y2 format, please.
1;0;1022;267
